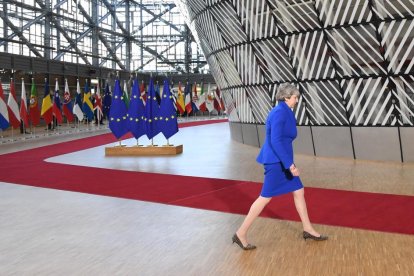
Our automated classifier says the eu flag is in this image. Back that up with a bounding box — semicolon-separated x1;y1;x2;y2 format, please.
159;79;178;139
144;78;161;140
109;79;129;139
127;78;146;139
103;82;112;119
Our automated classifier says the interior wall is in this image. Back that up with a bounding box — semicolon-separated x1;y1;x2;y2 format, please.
231;123;411;162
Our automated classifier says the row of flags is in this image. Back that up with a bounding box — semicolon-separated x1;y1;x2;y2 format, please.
0;78;225;132
0;79;28;130
175;82;224;116
109;78;178;141
0;78;110;130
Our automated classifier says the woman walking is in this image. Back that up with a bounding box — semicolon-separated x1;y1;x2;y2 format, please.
233;83;328;250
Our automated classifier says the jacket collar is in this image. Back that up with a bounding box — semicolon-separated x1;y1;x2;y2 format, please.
278;101;289;110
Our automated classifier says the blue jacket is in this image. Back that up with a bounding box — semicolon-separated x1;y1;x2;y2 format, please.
256;101;297;169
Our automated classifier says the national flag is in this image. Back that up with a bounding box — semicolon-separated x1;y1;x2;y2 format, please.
94;82;103;122
140;80;147;104
41;78;53;125
122;80;130;108
155;81;161;105
7;79;21;129
109;79;129;139
198;82;207;112
52;79;63;124
159;79;178;139
62;79;74;122
29;78;40;126
20;79;29;127
214;86;224;112
82;80;94;121
73;79;84;121
103;82;112;119
144;78;161;139
184;82;192;115
0;80;10;130
206;83;215;112
219;88;225;112
191;82;199;113
127;78;146;139
170;82;177;111
176;81;185;115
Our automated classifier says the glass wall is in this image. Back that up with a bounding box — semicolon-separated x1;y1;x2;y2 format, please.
0;0;207;73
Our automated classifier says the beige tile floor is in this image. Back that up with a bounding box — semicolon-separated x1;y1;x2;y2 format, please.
1;118;414;275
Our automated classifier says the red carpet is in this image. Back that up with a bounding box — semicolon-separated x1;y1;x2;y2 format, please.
1;118;414;235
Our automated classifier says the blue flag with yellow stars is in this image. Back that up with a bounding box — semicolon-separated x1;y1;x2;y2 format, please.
159;79;178;139
103;82;112;119
109;79;129;139
82;80;94;121
144;78;161;140
127;78;146;139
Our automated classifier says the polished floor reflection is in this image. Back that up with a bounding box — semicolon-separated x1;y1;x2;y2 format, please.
1;119;413;275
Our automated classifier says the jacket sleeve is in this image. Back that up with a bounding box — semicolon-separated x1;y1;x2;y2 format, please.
269;109;293;169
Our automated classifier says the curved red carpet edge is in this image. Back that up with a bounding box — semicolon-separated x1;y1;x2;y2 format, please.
1;118;413;235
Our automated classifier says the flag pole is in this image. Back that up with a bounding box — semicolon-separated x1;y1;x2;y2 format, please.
163;138;173;147
22;121;26;139
98;79;101;129
117;139;125;147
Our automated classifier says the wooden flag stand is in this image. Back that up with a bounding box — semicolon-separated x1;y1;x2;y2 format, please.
105;138;182;156
105;144;183;156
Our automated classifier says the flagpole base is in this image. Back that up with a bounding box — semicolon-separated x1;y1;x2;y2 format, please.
105;144;183;156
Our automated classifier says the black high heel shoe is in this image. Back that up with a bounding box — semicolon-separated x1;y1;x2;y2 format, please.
303;231;328;241
232;234;256;250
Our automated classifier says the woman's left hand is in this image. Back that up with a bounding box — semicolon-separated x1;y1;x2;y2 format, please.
289;164;300;176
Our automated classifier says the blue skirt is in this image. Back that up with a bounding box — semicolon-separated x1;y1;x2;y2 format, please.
260;163;303;198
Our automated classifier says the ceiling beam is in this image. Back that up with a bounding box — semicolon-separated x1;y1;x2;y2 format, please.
130;4;176;36
0;11;43;57
69;0;126;70
35;0;91;65
130;0;181;33
101;0;129;35
135;37;186;73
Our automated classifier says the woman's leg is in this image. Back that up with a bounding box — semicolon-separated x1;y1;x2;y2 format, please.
292;188;321;236
236;196;271;246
